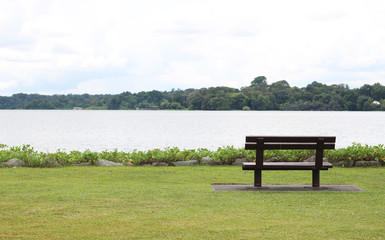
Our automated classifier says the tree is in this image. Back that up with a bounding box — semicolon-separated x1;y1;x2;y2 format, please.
231;93;249;110
107;97;121;110
255;95;270;110
381;100;385;111
208;97;231;110
371;83;385;100
270;80;290;90
251;76;267;86
169;102;184;110
357;95;374;111
159;99;170;109
270;81;291;106
359;84;373;96
187;91;203;110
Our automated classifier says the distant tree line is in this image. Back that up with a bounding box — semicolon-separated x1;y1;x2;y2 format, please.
1;76;385;111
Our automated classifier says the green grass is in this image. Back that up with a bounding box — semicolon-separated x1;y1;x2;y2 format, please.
1;166;384;239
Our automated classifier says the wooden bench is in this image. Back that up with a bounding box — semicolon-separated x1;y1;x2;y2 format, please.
243;136;336;187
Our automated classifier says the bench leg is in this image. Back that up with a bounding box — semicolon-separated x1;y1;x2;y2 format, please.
254;170;262;187
312;170;320;187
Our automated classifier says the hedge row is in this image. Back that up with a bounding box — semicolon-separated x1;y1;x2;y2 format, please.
1;143;384;168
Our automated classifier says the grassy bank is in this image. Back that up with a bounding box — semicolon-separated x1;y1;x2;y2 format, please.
0;166;384;239
1;143;385;167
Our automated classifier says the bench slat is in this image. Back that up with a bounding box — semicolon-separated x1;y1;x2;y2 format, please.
245;142;335;150
242;162;333;170
246;136;336;143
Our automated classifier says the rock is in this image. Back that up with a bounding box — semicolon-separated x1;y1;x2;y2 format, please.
304;156;329;162
124;162;134;166
172;160;198;166
304;156;315;162
232;158;248;166
2;158;24;167
43;158;61;167
265;157;279;162
353;161;381;167
334;161;345;167
76;162;92;166
152;162;168;166
201;157;215;165
334;160;354;168
345;160;355;168
95;159;123;166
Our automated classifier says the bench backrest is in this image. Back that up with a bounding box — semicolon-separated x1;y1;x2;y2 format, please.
245;136;336;169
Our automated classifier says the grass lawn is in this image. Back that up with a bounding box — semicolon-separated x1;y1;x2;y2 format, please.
1;166;384;239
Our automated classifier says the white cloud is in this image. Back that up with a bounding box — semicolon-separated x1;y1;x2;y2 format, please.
0;79;17;90
66;78;119;95
1;0;385;95
158;61;215;87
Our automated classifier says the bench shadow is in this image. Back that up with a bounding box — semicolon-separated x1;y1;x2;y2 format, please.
211;184;365;192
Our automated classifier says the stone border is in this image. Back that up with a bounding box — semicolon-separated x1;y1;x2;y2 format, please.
1;157;384;168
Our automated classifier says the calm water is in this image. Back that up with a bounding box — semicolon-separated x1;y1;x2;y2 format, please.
0;110;384;152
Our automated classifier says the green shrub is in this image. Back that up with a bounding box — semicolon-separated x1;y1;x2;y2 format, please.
210;146;246;164
1;143;384;167
325;143;385;166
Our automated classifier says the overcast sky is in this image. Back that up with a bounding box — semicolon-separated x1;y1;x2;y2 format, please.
1;0;385;96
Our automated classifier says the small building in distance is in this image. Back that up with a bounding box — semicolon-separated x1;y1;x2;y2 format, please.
373;100;380;106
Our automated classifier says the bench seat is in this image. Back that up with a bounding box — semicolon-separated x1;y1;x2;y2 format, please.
243;162;333;171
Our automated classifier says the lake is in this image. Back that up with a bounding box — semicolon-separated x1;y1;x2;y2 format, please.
0;110;384;152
